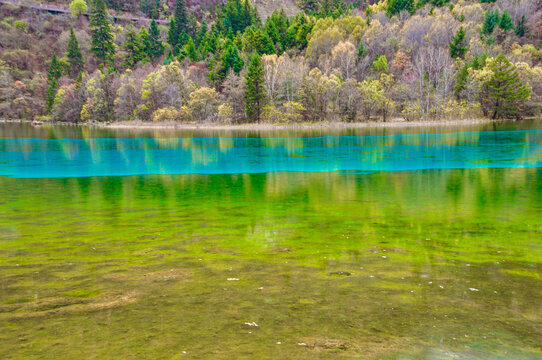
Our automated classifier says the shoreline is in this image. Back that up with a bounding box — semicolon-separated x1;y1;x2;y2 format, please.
103;119;496;130
2;117;536;132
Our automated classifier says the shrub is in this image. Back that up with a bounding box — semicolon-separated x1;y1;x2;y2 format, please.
151;107;180;122
401;102;422;121
282;102;305;123
70;0;88;15
13;20;27;33
217;103;233;123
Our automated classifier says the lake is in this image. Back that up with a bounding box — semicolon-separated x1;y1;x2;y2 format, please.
0;121;541;359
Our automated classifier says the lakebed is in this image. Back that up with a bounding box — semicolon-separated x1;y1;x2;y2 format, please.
0;121;541;359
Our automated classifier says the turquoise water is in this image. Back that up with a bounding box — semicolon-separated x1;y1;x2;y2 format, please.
1;129;541;178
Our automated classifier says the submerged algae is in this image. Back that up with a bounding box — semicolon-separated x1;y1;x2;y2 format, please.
0;169;541;359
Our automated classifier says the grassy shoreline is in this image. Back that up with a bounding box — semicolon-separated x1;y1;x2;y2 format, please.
2;118;506;131
105;118;498;130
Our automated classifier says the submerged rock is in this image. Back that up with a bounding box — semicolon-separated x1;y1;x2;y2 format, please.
329;271;351;276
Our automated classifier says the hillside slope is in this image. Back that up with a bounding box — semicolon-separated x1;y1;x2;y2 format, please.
0;0;541;124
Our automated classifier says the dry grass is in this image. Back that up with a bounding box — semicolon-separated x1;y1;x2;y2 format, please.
104;118;495;131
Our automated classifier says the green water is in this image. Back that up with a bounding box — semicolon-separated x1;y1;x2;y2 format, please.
0;122;541;359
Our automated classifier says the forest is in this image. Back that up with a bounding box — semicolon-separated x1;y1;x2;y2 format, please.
0;0;541;124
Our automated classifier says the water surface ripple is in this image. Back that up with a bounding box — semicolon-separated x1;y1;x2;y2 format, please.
1;130;542;178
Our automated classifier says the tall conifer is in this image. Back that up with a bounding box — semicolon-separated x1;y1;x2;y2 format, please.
244;53;265;122
449;26;467;59
147;18;164;63
46;54;62;112
123;27;144;68
90;0;115;66
484;55;529;119
66;25;84;78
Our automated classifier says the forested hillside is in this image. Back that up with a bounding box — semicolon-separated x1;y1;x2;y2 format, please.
0;0;541;123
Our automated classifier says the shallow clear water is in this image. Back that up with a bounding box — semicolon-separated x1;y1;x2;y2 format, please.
0;122;541;359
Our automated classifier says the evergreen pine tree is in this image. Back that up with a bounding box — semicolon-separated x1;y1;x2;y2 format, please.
515;15;526;37
46;54;62;112
386;0;414;17
123;27;144;68
218;40;244;79
499;10;513;31
244;53;265;122
168;18;178;51
185;37;198;62
66;25;84;78
449;26;467;59
139;25;150;55
195;20;208;46
242;0;253;30
252;28;275;55
46;77;58;113
482;9;500;35
90;0;115;66
173;0;188;47
147;19;165;63
484;54;529;119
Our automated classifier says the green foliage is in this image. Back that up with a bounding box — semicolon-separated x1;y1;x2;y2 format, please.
373;55;389;74
67;26;84;78
415;0;450;8
198;30;218;59
482;9;499;35
13;20;28;32
46;54;62;112
146;19;165;63
185;38;198;62
264;9;290;52
167;19;177;51
484;55;529;119
174;0;188;34
220;0;259;35
470;53;487;70
297;0;318;12
317;0;347;18
244;53;265;122
297;0;347;18
195;20;208;47
70;0;88;15
243;26;276;55
168;0;188;52
90;0;115;66
498;11;513;31
449;26;467;59
386;0;414;17
515;15;526;37
218;40;244;80
454;64;469;99
139;0;160;18
285;13;314;49
357;42;367;58
163;50;174;65
123;27;145;69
